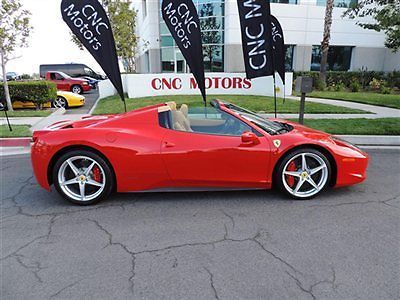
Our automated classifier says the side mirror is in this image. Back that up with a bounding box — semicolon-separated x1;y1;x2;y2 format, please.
241;131;260;145
0;103;5;111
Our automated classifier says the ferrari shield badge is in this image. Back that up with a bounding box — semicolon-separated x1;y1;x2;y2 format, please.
273;139;281;148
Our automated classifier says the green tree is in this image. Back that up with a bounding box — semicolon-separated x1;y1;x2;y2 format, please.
343;0;400;52
319;0;334;85
0;0;32;111
71;0;138;73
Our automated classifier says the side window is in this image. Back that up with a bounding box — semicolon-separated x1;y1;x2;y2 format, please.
55;73;64;80
50;73;56;80
188;107;253;136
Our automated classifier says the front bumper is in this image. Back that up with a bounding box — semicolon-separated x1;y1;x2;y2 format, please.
332;139;369;187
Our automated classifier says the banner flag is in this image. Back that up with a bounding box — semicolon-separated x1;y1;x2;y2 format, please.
161;0;206;103
271;15;285;84
61;0;125;103
236;0;274;79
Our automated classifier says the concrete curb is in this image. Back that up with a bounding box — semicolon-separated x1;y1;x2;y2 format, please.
88;94;101;115
337;135;400;146
0;137;31;147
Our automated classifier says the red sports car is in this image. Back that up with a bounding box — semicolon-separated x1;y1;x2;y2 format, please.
31;100;368;205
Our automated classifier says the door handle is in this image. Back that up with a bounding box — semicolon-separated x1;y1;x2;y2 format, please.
164;141;175;148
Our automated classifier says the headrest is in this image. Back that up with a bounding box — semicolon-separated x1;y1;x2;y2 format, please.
165;101;177;110
180;104;188;117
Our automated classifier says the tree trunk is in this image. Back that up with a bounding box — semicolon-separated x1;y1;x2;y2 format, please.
319;0;334;85
1;48;14;112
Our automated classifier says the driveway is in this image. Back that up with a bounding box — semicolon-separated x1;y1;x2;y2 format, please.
1;149;399;299
64;89;99;115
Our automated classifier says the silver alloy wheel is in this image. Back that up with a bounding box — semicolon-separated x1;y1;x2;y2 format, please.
282;152;328;198
72;86;82;94
53;96;67;108
57;156;106;202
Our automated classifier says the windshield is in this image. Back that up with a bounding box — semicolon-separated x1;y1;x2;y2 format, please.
222;102;292;135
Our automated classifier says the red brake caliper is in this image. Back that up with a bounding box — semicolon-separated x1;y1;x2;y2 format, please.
92;166;102;183
286;161;296;187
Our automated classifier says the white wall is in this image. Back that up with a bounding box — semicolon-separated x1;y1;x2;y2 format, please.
224;1;384;48
98;73;293;100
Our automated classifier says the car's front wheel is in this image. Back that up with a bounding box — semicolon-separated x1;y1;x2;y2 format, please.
53;150;114;205
71;85;83;94
52;96;68;109
275;148;331;200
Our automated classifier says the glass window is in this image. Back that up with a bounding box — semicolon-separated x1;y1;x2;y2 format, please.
161;105;253;136
161;35;174;47
316;0;357;7
203;45;224;72
200;17;224;30
271;0;298;4
311;45;353;71
198;2;224;17
285;45;294;71
159;0;225;73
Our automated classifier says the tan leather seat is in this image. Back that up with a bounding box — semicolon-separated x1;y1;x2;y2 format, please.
180;104;189;118
172;110;191;132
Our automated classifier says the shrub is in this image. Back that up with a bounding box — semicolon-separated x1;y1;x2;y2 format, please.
294;71;400;90
314;78;326;91
350;80;361;92
369;78;382;91
335;82;346;92
380;86;392;94
0;81;57;109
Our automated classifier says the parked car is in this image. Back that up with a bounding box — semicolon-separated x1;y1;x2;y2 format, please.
6;72;21;81
82;76;100;89
12;91;85;109
45;71;91;94
31;100;369;205
40;64;105;80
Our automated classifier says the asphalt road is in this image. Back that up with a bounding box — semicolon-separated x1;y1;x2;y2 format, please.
64;89;99;115
1;149;399;299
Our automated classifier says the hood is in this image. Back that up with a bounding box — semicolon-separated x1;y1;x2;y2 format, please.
272;118;335;146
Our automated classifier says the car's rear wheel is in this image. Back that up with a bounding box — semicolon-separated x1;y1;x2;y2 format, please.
275;148;331;200
71;85;82;94
53;150;114;205
52;96;68;109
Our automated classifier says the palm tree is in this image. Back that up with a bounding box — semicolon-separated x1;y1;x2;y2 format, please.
319;0;334;84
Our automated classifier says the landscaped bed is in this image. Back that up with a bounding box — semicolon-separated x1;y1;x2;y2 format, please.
92;94;367;115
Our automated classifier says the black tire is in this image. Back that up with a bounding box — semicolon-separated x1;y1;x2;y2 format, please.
52;96;68;109
71;85;83;94
52;150;114;205
274;148;331;200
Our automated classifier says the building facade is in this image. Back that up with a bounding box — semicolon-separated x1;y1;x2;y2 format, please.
134;0;400;74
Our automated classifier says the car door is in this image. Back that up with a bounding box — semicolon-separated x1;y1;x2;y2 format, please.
160;107;271;188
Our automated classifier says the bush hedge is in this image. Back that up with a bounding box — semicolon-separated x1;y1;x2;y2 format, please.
0;81;57;109
294;71;400;90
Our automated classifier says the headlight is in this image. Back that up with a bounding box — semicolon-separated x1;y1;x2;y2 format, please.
83;82;89;85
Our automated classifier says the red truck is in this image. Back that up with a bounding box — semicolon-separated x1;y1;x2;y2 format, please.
46;71;91;94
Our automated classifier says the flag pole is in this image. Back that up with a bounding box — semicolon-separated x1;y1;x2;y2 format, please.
122;95;127;113
272;72;277;118
4;109;12;131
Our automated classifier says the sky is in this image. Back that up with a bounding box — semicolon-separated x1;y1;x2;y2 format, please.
7;0;103;75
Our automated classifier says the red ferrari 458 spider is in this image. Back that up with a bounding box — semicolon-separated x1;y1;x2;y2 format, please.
31;100;368;205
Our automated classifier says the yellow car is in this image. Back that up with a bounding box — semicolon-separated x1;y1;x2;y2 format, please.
12;91;85;109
